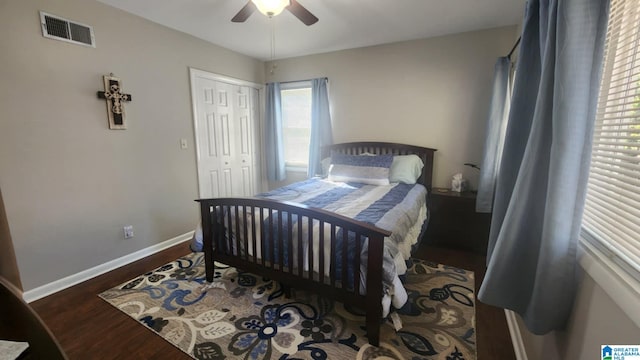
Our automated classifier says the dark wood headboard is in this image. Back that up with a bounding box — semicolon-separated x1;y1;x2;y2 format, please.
321;142;437;191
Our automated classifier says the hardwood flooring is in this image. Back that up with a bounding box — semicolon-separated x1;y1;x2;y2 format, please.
30;241;516;359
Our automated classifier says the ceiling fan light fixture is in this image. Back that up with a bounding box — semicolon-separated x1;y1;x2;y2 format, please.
251;0;290;17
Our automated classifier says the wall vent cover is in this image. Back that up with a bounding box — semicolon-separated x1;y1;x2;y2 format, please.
39;11;95;47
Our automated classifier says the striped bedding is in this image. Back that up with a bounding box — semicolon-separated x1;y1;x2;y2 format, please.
193;178;428;315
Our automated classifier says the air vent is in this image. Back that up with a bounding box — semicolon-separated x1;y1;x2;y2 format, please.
39;11;95;47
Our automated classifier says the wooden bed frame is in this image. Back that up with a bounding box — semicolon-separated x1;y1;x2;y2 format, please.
196;142;436;346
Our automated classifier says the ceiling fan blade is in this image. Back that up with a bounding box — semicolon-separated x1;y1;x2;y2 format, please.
231;1;257;22
286;0;318;26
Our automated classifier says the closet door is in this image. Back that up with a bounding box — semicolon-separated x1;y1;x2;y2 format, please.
249;87;261;193
216;81;236;197
191;69;260;198
193;75;223;198
234;85;255;197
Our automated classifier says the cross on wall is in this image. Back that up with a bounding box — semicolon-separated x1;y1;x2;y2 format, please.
97;73;132;130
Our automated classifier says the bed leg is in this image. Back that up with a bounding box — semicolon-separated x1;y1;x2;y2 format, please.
206;260;215;283
366;234;384;347
200;201;215;283
366;313;380;347
203;236;215;283
281;283;292;298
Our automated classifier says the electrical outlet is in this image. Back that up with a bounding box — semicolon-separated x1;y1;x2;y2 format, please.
123;225;134;239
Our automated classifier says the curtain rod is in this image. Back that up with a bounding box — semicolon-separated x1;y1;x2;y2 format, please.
507;36;521;59
267;77;328;85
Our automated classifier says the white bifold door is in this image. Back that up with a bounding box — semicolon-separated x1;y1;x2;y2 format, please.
190;69;261;198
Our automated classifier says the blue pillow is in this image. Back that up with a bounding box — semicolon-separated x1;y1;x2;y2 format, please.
328;153;393;185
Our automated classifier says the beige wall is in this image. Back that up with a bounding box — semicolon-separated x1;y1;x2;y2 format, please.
515;270;640;360
265;26;516;190
3;1;632;356
0;0;263;291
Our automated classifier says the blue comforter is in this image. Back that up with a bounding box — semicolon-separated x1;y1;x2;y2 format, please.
259;178;427;295
193;178;428;312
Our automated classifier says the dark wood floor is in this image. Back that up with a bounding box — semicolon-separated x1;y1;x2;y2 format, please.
30;241;516;359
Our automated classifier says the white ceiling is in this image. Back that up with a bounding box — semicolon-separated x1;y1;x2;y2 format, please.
97;0;525;61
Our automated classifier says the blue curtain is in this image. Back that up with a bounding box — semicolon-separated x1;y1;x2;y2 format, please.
476;57;512;213
265;82;286;181
308;78;333;177
478;0;609;335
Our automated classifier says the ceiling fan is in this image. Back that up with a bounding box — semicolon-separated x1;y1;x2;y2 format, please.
232;0;319;26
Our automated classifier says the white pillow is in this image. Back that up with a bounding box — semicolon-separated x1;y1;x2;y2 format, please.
328;153;393;185
389;155;424;184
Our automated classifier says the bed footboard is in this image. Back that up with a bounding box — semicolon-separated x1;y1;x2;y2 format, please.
197;197;391;346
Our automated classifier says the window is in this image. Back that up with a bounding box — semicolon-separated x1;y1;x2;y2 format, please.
281;82;312;171
582;0;640;280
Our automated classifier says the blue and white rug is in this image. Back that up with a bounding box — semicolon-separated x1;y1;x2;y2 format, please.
99;253;476;360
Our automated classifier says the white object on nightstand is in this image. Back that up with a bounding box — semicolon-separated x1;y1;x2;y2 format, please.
451;173;468;192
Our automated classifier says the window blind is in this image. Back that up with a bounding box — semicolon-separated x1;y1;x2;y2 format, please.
281;82;312;170
583;0;640;278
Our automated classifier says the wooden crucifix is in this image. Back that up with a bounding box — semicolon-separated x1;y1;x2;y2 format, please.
97;74;132;130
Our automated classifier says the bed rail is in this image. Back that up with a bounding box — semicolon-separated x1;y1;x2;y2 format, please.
197;197;391;346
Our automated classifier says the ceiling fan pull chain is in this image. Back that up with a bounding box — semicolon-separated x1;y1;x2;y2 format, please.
270;18;277;74
271;18;276;60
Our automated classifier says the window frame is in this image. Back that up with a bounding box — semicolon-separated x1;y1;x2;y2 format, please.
280;80;312;173
579;0;640;328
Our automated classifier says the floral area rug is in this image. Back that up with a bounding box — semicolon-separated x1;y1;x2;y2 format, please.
99;252;476;360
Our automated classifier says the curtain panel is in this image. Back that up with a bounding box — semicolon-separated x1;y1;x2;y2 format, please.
265;82;286;181
478;0;610;334
308;78;333;177
476;57;512;213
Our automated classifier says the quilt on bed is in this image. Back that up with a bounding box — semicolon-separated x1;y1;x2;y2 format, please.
193;178;428;314
260;177;427;273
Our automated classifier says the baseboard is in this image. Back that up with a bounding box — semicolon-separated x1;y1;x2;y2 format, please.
23;231;194;303
505;309;529;360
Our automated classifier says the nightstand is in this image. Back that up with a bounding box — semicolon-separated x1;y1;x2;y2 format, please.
423;188;491;255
